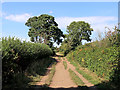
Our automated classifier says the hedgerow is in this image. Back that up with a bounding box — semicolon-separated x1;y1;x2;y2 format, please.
2;37;53;86
66;28;120;89
67;45;119;79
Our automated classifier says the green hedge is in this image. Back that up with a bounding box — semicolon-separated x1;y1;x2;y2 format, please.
2;37;53;85
67;45;119;81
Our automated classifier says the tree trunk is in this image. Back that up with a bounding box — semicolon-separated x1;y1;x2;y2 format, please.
44;33;47;44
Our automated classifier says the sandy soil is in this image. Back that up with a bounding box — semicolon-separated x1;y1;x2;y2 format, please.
35;54;97;90
49;58;77;88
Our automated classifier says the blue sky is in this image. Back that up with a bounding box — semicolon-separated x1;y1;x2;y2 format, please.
1;2;118;45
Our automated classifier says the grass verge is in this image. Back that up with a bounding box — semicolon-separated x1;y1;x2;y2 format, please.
67;57;102;85
45;62;57;85
63;57;65;60
63;61;67;70
3;57;57;88
25;57;56;88
28;75;42;86
76;68;100;85
58;57;61;60
68;69;84;86
57;52;64;56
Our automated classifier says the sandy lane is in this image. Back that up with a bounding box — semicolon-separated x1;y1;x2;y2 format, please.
50;58;77;88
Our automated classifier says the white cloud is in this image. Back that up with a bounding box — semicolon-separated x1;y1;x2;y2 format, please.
20;37;30;42
55;16;117;32
5;13;32;22
49;11;53;14
55;16;117;44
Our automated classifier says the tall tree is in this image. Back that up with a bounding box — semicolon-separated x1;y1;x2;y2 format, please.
67;21;93;49
25;14;64;47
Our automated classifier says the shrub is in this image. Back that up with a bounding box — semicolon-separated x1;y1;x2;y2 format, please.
67;45;119;79
66;26;120;89
2;37;53;86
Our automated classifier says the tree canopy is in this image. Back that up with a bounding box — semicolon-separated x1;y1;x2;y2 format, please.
25;14;64;47
66;21;93;49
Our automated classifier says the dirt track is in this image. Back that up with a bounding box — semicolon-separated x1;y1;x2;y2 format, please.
35;53;97;90
49;58;77;88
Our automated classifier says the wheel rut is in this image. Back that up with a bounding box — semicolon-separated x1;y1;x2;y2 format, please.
49;57;77;88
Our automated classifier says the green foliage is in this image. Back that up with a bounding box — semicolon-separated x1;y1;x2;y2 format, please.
26;57;54;76
63;61;67;70
2;37;53;87
28;57;56;87
9;72;32;88
3;57;56;88
59;21;93;56
59;40;72;56
67;21;93;49
25;14;64;47
45;61;56;85
105;26;120;46
67;45;119;80
66;27;120;89
110;46;120;89
58;56;61;60
67;55;102;85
